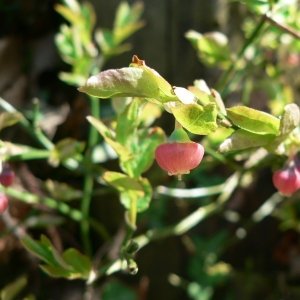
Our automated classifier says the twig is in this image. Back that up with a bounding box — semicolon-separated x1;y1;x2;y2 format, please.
263;14;300;40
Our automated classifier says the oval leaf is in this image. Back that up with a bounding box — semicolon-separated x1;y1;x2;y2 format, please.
218;129;274;152
102;171;151;212
78;57;178;103
171;103;218;135
227;106;280;135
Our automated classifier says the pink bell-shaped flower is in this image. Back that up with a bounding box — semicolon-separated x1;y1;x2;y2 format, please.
0;193;8;214
155;128;204;180
0;163;15;187
272;158;300;196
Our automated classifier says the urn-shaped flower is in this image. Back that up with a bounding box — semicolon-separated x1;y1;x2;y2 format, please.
0;193;8;214
0;163;15;187
155;128;204;180
272;158;300;196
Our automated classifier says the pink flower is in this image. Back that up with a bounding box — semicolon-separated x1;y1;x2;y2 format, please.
273;159;300;196
155;142;204;180
0;163;15;187
0;193;8;214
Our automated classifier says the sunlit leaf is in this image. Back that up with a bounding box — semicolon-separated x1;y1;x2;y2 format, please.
78;56;178;103
266;103;300;154
227;106;280;135
186;30;232;68
171;103;218;135
102;172;152;212
218;129;274;152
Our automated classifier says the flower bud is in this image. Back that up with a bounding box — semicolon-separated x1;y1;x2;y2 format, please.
0;193;8;214
272;159;300;196
155;128;204;180
0;163;15;187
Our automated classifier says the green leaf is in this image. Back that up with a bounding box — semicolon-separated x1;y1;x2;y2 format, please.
218;129;274;152
116;98;145;146
113;2;145;44
40;265;79;279
267;103;300;154
188;86;213;105
62;248;92;279
44;179;83;201
48;138;85;167
121;127;165;178
227;106;280;135
0;275;27;300
87;116;133;161
55;4;84;27
114;22;145;45
186;30;232;68
78;58;178;103
171;103;218;135
277;103;300;136
0;112;23;131
21;235;92;280
102;172;152;212
21;234;59;266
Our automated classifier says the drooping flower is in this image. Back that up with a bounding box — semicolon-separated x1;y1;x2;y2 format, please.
0;163;15;187
272;158;300;196
155;128;204;180
0;193;8;214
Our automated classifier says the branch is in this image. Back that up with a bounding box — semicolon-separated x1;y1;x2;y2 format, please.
263;14;300;40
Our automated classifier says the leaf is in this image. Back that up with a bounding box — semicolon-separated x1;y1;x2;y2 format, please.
102;172;152;212
116;98;145;146
218;129;274;152
171;103;218;135
186;30;232;68
278;103;300;136
188;86;213;105
55;4;84;26
227;106;280;135
44;179;83;201
0;112;23;131
87;116;132;161
0;275;27;300
21;234;59;266
40;265;80;279
113;2;145;44
267;103;300;154
21;235;92;280
78;57;178;103
62;248;92;279
48;138;85;167
121;127;165;178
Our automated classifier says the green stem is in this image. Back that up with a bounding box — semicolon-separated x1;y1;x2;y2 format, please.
0;97;54;150
217;16;266;96
129;197;137;229
134;171;240;249
92;171;241;281
80;96;100;257
0;185;109;240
